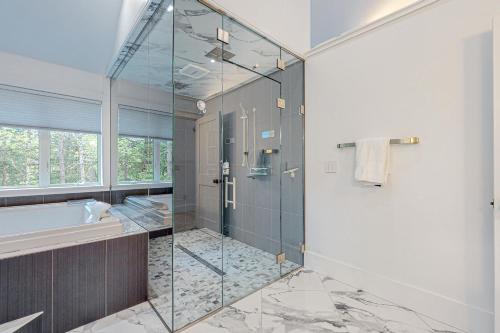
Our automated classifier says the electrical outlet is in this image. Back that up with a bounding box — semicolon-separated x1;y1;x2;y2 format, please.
324;161;337;173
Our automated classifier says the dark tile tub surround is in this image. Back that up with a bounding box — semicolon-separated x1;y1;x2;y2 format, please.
106;235;148;314
0;233;148;333
53;242;106;333
0;187;173;207
0;251;52;333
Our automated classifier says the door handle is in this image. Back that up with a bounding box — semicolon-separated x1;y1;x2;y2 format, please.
213;179;221;184
224;177;236;210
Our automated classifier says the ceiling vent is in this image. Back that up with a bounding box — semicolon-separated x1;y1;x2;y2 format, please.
179;64;210;79
205;47;235;62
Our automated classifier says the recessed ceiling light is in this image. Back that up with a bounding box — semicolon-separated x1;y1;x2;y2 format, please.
210;59;215;63
167;4;173;12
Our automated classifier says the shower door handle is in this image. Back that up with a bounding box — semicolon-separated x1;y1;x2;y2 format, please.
224;177;236;210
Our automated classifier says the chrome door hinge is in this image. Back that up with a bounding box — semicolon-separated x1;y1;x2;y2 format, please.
276;58;286;70
277;98;286;109
299;105;305;115
217;28;229;44
276;252;286;264
299;243;306;253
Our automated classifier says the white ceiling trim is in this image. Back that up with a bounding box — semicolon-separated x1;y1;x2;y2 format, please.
305;0;444;58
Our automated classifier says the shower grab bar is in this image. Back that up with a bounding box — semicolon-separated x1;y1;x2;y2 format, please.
283;168;299;175
224;177;236;210
337;136;420;149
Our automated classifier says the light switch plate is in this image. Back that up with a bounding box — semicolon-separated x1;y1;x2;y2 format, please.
324;161;337;173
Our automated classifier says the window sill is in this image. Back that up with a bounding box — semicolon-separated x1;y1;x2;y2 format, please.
111;183;173;190
0;183;174;198
0;185;109;198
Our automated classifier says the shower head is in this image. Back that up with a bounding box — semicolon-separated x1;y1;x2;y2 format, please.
239;103;248;118
197;100;206;114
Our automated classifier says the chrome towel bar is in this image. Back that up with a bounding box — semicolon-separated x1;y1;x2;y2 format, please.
337;137;420;149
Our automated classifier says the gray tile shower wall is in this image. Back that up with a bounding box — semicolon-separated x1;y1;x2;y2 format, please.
206;61;304;265
0;233;148;333
0;187;173;207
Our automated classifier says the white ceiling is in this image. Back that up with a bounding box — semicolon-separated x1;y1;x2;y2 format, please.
0;0;126;74
0;0;301;99
117;0;300;100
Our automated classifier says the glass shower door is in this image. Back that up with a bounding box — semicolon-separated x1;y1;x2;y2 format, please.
221;59;283;304
172;1;224;331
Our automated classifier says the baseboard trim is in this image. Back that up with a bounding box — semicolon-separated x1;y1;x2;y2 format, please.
305;250;493;333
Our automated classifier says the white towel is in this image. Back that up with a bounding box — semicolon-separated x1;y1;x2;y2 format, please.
354;137;391;186
85;201;112;222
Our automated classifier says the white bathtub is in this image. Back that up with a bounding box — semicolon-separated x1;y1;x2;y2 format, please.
0;201;123;255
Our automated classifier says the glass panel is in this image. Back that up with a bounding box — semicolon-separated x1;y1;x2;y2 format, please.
109;0;305;330
277;51;305;274
110;0;175;330
222;16;281;78
173;0;223;330
221;60;282;304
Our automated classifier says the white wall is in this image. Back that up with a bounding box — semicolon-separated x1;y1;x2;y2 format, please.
305;0;495;331
310;0;421;46
0;51;107;102
205;0;310;55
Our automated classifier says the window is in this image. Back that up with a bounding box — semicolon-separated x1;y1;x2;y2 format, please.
117;105;172;184
50;131;99;185
0;126;39;187
0;86;102;189
118;136;153;183
159;140;173;182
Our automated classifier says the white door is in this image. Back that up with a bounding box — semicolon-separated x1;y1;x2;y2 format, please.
494;16;500;333
196;112;221;232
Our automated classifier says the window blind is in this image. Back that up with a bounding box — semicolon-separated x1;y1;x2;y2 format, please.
118;105;172;139
0;86;102;134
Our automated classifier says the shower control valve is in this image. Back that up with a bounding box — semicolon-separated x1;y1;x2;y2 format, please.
222;161;230;175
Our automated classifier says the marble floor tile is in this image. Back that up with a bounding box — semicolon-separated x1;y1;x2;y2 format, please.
147;228;299;330
68;302;167;333
184;269;464;333
76;269;463;333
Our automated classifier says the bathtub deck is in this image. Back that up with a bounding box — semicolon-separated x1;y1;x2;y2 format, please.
0;206;146;260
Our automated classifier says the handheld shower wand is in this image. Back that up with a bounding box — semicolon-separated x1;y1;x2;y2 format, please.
240;103;248;167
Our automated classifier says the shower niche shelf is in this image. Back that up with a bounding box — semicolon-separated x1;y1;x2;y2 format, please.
247;167;269;178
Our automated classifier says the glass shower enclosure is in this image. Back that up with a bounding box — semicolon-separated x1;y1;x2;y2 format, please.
109;0;304;330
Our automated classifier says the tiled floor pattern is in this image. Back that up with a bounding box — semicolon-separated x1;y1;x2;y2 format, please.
148;228;299;330
70;269;463;333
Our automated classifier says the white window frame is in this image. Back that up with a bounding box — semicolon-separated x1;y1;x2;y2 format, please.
45;129;102;187
0;81;110;198
114;135;173;188
0;128;105;197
